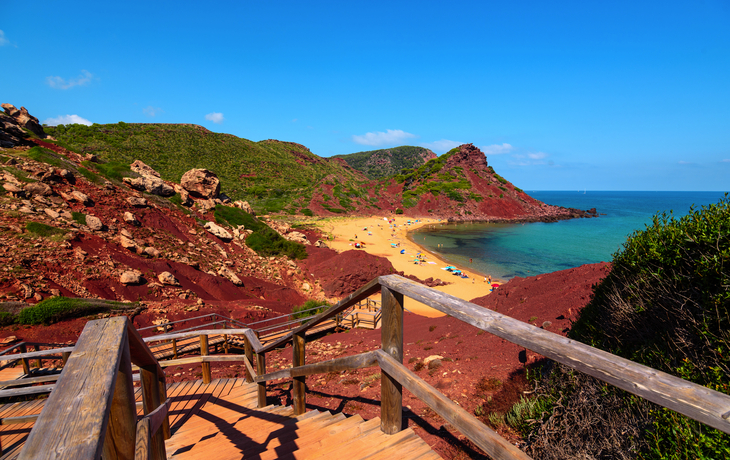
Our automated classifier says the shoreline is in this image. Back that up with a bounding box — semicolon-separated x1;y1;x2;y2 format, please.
320;216;501;318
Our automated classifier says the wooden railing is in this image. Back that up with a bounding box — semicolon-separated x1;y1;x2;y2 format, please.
12;317;171;460
4;274;730;459
241;274;730;460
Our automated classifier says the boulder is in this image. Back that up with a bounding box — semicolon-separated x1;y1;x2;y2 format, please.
23;182;53;197
144;247;160;257
126;196;148;207
180;168;220;199
315;239;329;248
3;182;24;197
71;191;92;206
204;222;233;241
158;271;180;286
123;211;140;226
120;271;142;285
218;266;243;286
173;184;192;206
285;231;310;245
44;208;60;219
233;200;255;216
130;160;161;178
118;235;139;252
86;215;104;231
122;176;175;197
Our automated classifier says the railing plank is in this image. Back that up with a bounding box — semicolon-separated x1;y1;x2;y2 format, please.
18;317;128;460
258;277;381;353
376;350;531;460
292;332;306;415
379;274;730;434
255;351;378;382
102;337;136;460
0;346;76;363
0;384;55;398
0;373;60;388
143;328;250;343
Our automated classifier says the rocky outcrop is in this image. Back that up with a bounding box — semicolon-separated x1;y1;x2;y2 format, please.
180;169;220;199
1;104;46;140
120;271;142;285
233;200;255;216
158;271;180;286
130;160;161;178
123;161;174;197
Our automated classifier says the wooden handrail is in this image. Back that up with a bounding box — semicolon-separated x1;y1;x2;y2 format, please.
378;275;730;434
259;277;381;353
17;316;170;460
255;351;378;383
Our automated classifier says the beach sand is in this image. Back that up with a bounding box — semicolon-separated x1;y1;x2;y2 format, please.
319;216;500;317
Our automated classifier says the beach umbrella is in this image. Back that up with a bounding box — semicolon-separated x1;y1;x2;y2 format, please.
491;283;500;288
400;249;405;254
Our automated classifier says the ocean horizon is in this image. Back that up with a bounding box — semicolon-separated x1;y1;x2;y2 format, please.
410;190;728;281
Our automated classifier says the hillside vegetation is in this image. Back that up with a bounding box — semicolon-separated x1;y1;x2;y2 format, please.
331;146;436;179
45;123;369;215
526;195;730;459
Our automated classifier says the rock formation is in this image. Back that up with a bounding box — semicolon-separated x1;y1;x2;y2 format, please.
181;169;220;199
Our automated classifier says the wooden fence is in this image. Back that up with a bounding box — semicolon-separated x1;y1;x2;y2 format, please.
4;274;730;459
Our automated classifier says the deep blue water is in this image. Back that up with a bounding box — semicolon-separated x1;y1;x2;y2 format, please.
410;191;728;280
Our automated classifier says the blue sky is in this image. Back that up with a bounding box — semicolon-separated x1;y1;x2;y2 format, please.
2;1;729;191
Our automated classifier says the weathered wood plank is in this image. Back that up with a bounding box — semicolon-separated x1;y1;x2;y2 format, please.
126;323;163;376
142;329;249;344
0;384;55;398
243;329;264;354
255;351;378;382
102;338;136;460
243;355;256;384
380;286;404;435
133;417;152;460
256;353;266;408
0;373;59;388
0;414;39;425
0;346;75;363
376;350;531;460
259;277;381;353
244;336;254;382
18;317;128;460
379;274;730;435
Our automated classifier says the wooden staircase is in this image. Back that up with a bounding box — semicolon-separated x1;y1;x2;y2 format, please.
164;379;439;459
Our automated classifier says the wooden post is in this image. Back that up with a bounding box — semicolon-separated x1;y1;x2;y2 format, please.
61;351;70;368
200;335;211;384
244;336;254;383
101;337;136;460
292;332;306;415
33;345;42;369
140;366;165;460
172;339;178;359
380;286;404;434
157;377;171;440
20;344;30;375
256;352;266;408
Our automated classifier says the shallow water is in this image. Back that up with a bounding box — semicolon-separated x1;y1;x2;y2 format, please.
411;191;727;280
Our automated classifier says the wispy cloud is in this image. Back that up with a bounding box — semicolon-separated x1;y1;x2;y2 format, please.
510;151;550;166
42;114;92;126
420;139;462;153
205;112;224;124
46;70;93;90
0;30;10;47
143;106;163;117
352;129;416;147
721;159;730;163
481;143;514;155
528;152;548;160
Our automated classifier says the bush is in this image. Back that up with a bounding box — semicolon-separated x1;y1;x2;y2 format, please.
71;212;86;225
0;311;16;326
395;208;404;215
27;147;68;168
26;222;67;238
84;160;135;182
292;299;330;322
527;194;730;459
17;297;138;325
300;208;314;217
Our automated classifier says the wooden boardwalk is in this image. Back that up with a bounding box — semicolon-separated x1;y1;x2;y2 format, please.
0;378;440;460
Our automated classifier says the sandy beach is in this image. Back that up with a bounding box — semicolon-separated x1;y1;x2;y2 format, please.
319;216;500;317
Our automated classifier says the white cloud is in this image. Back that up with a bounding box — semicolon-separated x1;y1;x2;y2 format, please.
205;112;224;124
721;159;730;163
42;114;92;126
528;152;548;160
352;129;417;147
480;143;514;155
46;70;93;90
420;139;462;153
143;106;163;117
0;30;9;46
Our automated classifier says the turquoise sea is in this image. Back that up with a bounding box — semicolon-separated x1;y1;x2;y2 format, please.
410;191;728;281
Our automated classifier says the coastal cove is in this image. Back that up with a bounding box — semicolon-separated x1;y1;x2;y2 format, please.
411;191;728;280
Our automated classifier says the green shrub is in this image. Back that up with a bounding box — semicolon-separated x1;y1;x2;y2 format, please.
27;147;67;168
528;194;730;459
292;299;329;323
0;311;16;326
26;222;67;238
78;166;103;184
395;208;404;215
17;297;138;325
84;160;135;182
71;212;86;225
300;208;314;217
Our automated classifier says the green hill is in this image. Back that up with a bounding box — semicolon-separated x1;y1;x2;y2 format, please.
331;146;437;179
44;122;369;215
